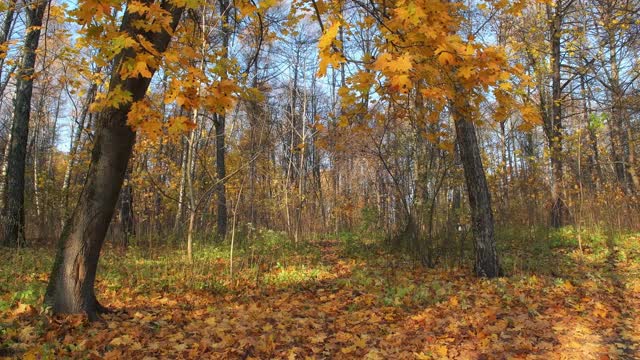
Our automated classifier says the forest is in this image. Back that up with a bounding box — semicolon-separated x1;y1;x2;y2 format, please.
0;0;639;358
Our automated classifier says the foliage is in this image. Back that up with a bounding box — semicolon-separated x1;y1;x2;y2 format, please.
1;230;639;358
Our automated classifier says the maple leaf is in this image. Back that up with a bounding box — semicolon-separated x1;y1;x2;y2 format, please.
458;66;475;79
167;116;196;136
107;34;138;60
127;1;148;15
121;53;156;79
437;51;456;66
133;60;153;78
317;52;344;77
90;85;133;112
372;53;393;71
389;74;412;92
318;21;340;50
520;103;542;126
388;54;413;73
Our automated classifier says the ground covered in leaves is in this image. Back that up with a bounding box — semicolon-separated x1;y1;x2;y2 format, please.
1;229;640;359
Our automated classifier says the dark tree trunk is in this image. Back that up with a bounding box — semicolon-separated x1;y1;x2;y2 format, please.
214;113;228;238
1;0;48;247
44;1;183;320
547;0;568;228
214;0;230;239
452;94;501;278
119;168;135;247
0;0;17;101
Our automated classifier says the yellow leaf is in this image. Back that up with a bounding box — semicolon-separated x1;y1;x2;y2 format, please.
133;60;152;78
520;103;542;125
318;21;341;50
458;66;475;79
372;53;393;71
499;82;512;91
110;335;133;346
437;51;455;66
433;344;448;356
167;116;196;135
390;74;412;92
317;52;344;77
387;54;413;73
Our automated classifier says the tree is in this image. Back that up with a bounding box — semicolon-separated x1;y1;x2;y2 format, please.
545;0;573;228
214;0;231;239
309;0;532;276
1;0;49;247
451;88;501;277
45;0;184;319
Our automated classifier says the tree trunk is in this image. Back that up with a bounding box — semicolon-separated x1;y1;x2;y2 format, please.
174;137;187;231
1;0;48;247
119;168;135;247
44;2;183;319
214;113;228;238
214;0;230;239
0;0;17;103
547;0;568;228
185;109;198;261
451;94;501;278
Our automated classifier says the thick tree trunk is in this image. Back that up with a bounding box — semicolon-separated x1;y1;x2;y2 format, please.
44;2;183;319
451;95;501;278
45;109;136;319
1;0;48;247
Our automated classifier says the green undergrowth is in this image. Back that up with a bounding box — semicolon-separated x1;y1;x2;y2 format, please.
1;226;638;315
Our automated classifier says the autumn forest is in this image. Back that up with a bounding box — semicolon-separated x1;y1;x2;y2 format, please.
1;0;640;358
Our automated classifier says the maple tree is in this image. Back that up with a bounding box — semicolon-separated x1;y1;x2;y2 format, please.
44;0;188;320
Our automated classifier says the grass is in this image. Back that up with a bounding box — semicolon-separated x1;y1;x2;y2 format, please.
1;226;639;358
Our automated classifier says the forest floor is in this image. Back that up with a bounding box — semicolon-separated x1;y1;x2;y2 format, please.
1;229;640;359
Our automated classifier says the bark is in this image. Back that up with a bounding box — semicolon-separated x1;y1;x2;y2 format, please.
186;109;197;261
580;74;602;188
451;93;501;278
214;113;228;238
547;0;568;228
174;137;187;231
0;132;11;208
1;0;48;247
214;0;230;239
32;110;41;218
44;1;183;319
248;78;259;227
0;0;17;102
500;121;509;215
119;168;135;247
